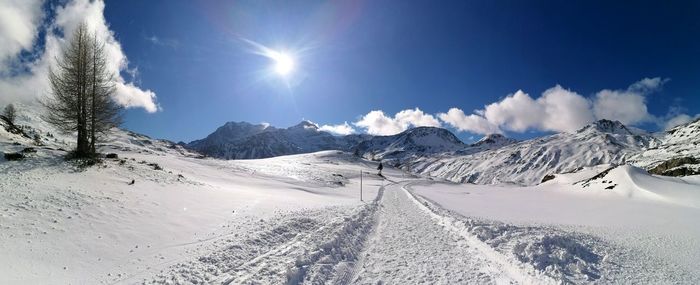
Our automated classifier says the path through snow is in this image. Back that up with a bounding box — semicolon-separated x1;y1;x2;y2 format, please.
352;181;536;284
129;174;696;284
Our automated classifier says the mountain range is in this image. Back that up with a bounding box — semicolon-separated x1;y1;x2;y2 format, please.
186;118;700;185
4;103;698;186
186;120;370;159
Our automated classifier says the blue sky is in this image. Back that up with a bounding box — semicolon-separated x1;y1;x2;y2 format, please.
2;0;700;142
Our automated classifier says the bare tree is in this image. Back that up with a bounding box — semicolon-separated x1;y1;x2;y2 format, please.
2;104;17;126
88;34;122;154
42;23;122;158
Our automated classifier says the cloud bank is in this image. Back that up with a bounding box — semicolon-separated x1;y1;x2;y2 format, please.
319;122;356;135
438;78;673;135
354;108;441;135
0;0;159;113
350;77;692;136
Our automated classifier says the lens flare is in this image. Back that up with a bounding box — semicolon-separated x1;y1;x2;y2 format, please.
241;38;298;78
271;51;294;76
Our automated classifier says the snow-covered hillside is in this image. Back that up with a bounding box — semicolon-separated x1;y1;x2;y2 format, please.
185;116;700;186
630;118;700;175
352;126;467;162
407;120;658;185
187;120;371;159
410;165;700;283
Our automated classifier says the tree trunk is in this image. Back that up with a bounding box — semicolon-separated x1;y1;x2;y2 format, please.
90;36;97;155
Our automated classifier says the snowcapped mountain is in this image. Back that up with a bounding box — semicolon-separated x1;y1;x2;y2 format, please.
406;119;659;185
473;134;518;147
352;127;468;162
186;121;275;157
187;120;371;159
630;118;700;176
457;133;519;155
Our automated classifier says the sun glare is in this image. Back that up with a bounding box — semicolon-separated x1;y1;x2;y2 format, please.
240;38;300;80
272;51;294;76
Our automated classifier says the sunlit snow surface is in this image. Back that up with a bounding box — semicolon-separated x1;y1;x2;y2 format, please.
1;104;700;284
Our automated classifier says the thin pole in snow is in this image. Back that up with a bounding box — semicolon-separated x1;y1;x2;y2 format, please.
360;170;363;202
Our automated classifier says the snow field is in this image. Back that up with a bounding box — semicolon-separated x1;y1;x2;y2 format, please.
0;145;385;284
409;168;700;283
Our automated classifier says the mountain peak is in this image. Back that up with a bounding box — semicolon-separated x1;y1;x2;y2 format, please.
222;121;253;128
472;133;517;147
578;119;632;135
401;127;465;145
289;120;319;131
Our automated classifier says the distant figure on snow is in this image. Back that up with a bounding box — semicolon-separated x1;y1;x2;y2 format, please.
377;161;384;176
128;179;135;185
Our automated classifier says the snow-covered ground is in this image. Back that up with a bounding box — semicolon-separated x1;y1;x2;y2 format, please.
3;145;700;283
3;104;700;284
410;165;700;283
0;139;386;284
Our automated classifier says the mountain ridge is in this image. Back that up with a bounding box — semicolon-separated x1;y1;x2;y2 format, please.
4;103;698;185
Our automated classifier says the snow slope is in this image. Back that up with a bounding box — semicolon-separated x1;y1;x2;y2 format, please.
410;166;700;283
407;120;658;185
630;118;700;174
0;145;389;284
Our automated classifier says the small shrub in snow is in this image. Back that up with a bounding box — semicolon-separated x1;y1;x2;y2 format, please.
541;174;555;183
2;104;17;126
66;152;101;169
21;147;36;153
33;134;43;146
147;162;163;170
3;152;25;161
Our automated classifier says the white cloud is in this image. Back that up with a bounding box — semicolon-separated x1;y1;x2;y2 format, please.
0;0;43;71
437;108;501;135
593;77;669;125
539;85;595;132
628;77;668;94
592;77;667;125
0;0;159;112
440;78;665;134
664;114;693;130
592;90;651;125
482;90;545;132
145;35;179;48
114;82;160;113
354;108;441;135
442;86;594;134
319;122;356;135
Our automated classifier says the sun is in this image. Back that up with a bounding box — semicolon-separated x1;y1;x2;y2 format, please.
271;51;295;76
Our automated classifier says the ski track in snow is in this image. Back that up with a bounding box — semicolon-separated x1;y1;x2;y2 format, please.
352;181;549;285
118;177;696;284
406;181;700;284
143;185;384;285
